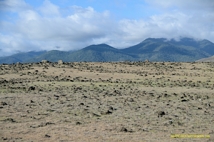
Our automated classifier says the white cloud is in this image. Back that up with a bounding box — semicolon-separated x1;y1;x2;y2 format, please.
0;0;31;12
0;33;36;56
146;0;214;11
0;1;116;55
117;0;214;46
118;11;214;45
38;0;60;17
0;0;214;56
19;10;40;21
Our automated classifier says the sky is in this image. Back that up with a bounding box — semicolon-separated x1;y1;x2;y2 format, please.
0;0;214;56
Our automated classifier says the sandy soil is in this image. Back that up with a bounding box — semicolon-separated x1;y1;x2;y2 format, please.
0;61;214;141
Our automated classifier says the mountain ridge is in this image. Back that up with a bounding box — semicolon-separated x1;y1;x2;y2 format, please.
1;37;214;64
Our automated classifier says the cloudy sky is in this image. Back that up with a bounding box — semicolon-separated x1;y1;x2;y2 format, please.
0;0;214;56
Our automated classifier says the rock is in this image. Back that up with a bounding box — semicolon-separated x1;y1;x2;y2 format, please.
145;59;149;62
28;86;36;91
16;62;21;67
120;127;133;133
157;111;166;117
76;121;82;125
4;118;16;123
92;112;101;117
45;134;51;138
106;109;113;114
58;60;63;64
41;60;48;63
1;102;7;106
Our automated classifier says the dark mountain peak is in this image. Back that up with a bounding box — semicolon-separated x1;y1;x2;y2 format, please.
144;38;167;42
82;43;117;52
85;43;113;48
168;37;213;49
176;37;199;45
122;38;170;53
145;37;201;44
144;37;200;43
200;39;213;44
201;39;210;42
121;37;214;61
46;50;67;53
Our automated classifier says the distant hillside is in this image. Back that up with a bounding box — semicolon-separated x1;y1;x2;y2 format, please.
67;44;136;61
0;37;214;64
0;51;46;64
27;50;71;62
196;56;214;62
121;38;211;62
26;44;136;62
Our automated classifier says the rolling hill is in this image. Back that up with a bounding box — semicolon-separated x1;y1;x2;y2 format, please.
0;51;46;64
67;44;136;62
0;37;214;63
121;38;210;62
196;56;214;62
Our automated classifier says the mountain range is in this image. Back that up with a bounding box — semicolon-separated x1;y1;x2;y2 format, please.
1;37;214;64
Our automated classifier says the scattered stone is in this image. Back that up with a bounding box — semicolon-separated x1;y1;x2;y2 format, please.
120;127;133;133
181;99;188;102
107;109;113;114
58;60;63;64
41;60;48;63
0;62;214;141
45;134;51;138
3;118;16;123
2;137;7;140
28;86;36;91
92;112;101;117
76;121;82;125
1;102;7;106
157;111;166;117
127;97;134;102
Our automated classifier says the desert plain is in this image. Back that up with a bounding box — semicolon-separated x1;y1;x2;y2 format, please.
0;61;214;142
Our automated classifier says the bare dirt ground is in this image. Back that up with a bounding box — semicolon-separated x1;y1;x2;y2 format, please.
0;61;214;142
